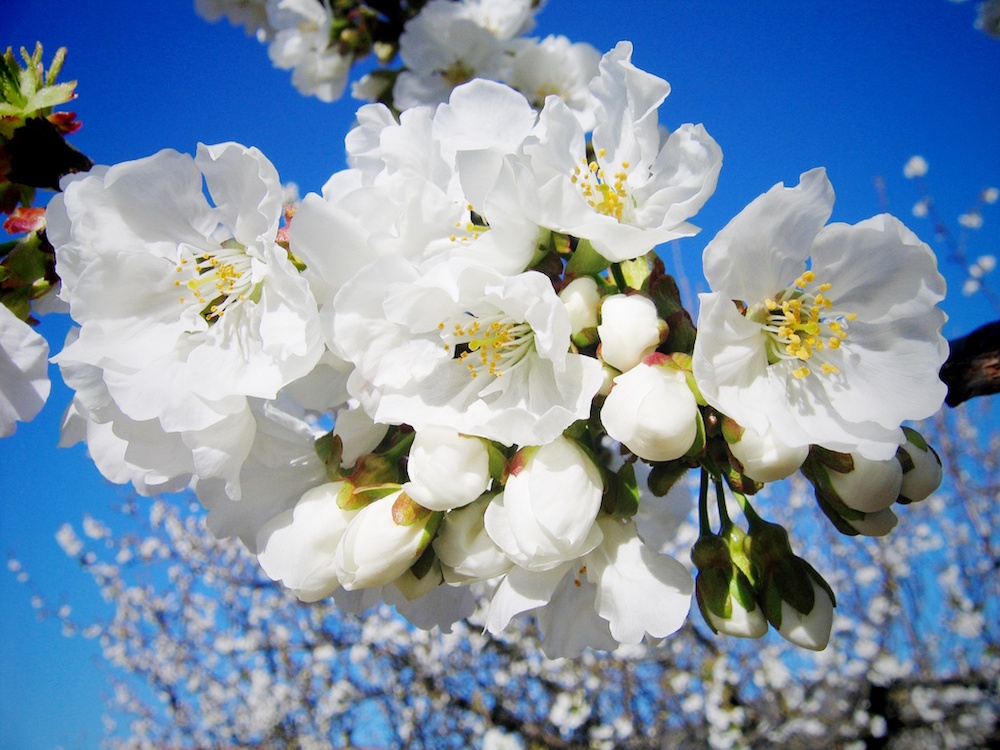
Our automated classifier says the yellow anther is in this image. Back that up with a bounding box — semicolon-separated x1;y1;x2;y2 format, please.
793;366;811;379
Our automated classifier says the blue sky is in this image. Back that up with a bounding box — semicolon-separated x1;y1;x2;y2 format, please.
2;1;999;747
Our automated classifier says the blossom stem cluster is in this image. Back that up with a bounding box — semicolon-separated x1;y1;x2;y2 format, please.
3;23;951;657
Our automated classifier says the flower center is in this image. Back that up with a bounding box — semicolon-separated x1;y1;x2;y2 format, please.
439;311;536;379
449;205;490;244
440;60;475;87
571;148;632;222
174;240;255;323
748;270;857;380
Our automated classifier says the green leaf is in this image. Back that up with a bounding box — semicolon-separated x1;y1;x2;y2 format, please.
566;237;611;276
647;461;689;497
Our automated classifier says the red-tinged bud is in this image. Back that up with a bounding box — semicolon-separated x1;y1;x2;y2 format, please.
3;206;46;234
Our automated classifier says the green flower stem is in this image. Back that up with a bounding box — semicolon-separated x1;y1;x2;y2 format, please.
698;466;712;537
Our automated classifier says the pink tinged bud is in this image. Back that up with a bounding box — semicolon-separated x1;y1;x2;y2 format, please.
898;429;943;503
778;578;834;651
255;482;357;603
828;453;903;513
483;436;604;571
335;490;441;590
845;507;898;537
597;293;663;372
3;206;47;234
600;363;698;462
727;424;809;483
403;427;491;511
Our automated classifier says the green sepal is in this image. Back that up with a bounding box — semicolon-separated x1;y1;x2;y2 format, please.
314;432;346;479
602;461;639;517
902;425;930;452
809;445;855;475
344;482;399;508
696;567;734;622
484;440;509;486
721;524;754;583
800;452;866;526
720;416;745;445
773;557;816;618
648;270;697;354
896;443;916;475
619;254;652;291
391;491;432;526
647;461;690;497
2;230;47;289
683;408;707;459
730;567;760;613
350;452;401;486
566;237;611;276
408;543;437;580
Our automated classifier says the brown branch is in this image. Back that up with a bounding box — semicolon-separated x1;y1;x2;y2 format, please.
942;320;1000;406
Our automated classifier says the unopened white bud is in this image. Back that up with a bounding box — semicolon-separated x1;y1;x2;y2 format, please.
705;598;769;639
728;424;808;483
335;491;440;590
434;496;512;583
404;427;491;511
597;294;663;372
256;482;357;602
483;437;603;572
778;578;834;651
829;453;903;514
898;432;943;503
601;359;698;462
845;507;898;537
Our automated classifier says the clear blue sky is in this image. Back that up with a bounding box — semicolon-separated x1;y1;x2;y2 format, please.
3;2;999;748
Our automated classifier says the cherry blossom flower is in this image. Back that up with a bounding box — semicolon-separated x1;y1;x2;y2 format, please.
49;142;324;499
486;517;693;658
0;303;50;437
519;42;722;262
267;0;350;102
692;168;948;461
333;257;604;446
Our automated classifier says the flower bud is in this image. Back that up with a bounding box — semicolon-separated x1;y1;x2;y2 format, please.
483;436;604;571
433;495;513;583
726;423;808;483
335;491;442;590
827;453;903;514
255;482;358;602
897;428;943;504
559;276;601;347
600;357;698;462
776;571;835;651
692;534;767;639
745;519;835;650
597;293;664;372
403;427;491;511
845;507;898;537
394;555;444;601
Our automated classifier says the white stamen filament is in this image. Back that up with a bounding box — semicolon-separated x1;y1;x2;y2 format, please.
175;240;254;321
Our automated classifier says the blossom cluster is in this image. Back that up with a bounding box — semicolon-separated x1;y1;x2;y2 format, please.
12;36;950;656
196;0;604;119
